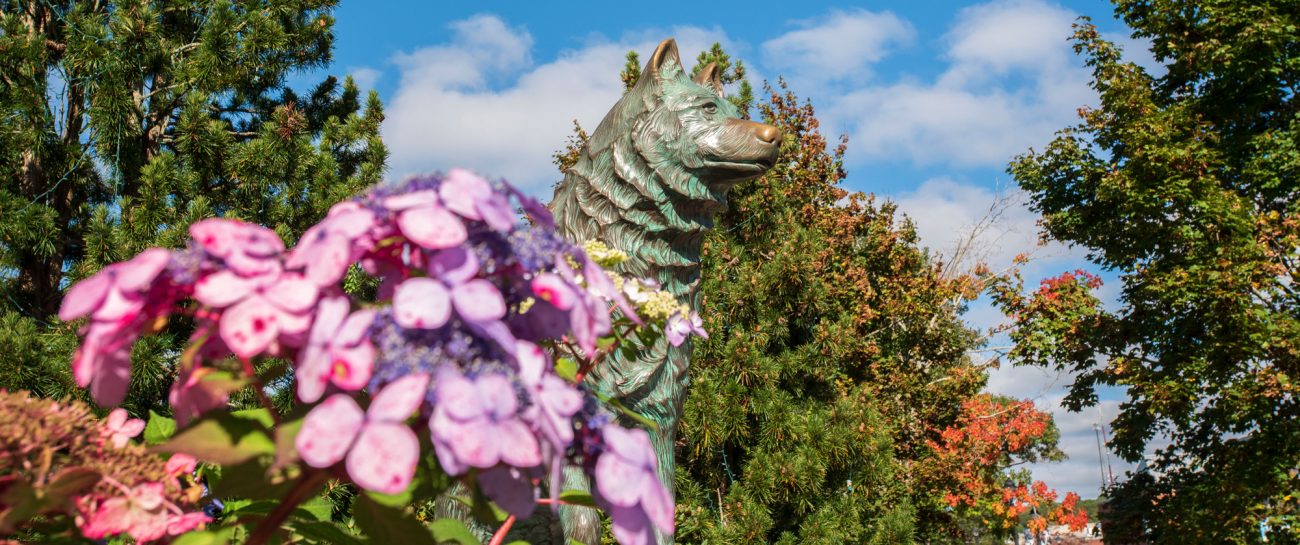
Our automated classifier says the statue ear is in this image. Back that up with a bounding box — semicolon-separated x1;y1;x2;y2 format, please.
644;38;682;78
693;62;725;96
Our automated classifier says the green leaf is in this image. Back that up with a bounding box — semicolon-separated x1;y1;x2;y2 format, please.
558;489;597;507
353;494;439;545
0;476;38;533
366;486;414;508
429;518;483;544
144;410;177;445
207;458;295;501
295;496;334;522
171;528;237;545
555;357;578;382
154;410;276;465
44;466;101;500
593;392;659;432
290;520;364;545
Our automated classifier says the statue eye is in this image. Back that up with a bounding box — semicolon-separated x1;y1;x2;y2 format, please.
702;101;718;113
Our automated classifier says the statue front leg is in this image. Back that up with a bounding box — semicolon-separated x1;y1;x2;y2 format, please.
648;426;677;545
560;465;602;544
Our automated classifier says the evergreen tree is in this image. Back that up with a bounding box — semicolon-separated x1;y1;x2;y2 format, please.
995;1;1300;541
0;0;387;414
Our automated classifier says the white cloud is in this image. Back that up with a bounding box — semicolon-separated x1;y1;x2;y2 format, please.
761;10;914;85
822;0;1093;168
347;67;381;91
382;15;732;192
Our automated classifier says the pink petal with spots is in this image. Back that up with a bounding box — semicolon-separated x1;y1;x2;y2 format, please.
189;219;238;257
347;423;420;494
383;190;440;211
477;193;516;232
295;345;330;403
398;205;467;250
530;273;577;311
328;207;376;238
477;374;519;416
297;394;364;468
436;367;483;421
514;340;547;385
329;343;374;392
116;248;171;292
265;274;318;313
220;297;281;358
496;419;542;467
452;279;506;322
91;286;144;323
448;419;499;468
368;373;430;422
427;247;479;285
194;270;255;308
595;453;646;508
307;297;349;346
393;278;451;329
59;271;112;321
336;309;376;346
278;310;312;336
641;475;675;532
439;169;492;220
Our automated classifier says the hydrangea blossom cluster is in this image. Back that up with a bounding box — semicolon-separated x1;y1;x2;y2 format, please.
59;169;704;544
0;391;207;543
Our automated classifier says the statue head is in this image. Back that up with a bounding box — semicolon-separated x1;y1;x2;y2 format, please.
586;39;781;207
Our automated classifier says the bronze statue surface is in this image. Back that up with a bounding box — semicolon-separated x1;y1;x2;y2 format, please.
549;38;780;544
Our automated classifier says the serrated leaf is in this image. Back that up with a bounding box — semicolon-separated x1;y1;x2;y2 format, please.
144;410;177;445
154;411;275;465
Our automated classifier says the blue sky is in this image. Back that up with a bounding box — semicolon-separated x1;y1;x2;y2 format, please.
315;0;1157;500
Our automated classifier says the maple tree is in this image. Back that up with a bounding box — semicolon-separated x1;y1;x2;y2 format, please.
994;0;1300;541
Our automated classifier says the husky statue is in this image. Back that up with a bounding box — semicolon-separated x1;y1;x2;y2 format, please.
550;38;781;544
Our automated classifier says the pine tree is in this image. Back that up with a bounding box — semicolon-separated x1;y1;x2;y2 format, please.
0;0;387;414
672;78;991;544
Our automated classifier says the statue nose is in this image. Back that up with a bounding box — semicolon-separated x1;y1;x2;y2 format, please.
754;123;780;144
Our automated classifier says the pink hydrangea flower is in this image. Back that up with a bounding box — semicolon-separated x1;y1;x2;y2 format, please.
392;247;509;340
165;454;197;478
384;190;467;250
189;218;285;277
286;203;378;287
71;323;133;406
516;340;583;448
595;426;674;545
194;270;318;358
59;248;171;326
665;311;708;347
429;366;541;475
296;374;428;494
296;296;376;403
80;482;209;543
440;168;515;232
102;408;145;448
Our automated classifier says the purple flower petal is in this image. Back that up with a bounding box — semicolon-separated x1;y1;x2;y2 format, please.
59;271;112;321
427;246;479;285
478;466;537;519
297;394;364;468
347;422;419;494
398;205;467;250
393;278;451;329
439;168;492;220
595;452;648;508
452;279;506;322
367;373;430;422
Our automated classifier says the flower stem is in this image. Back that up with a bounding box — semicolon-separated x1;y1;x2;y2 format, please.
488;514;517;545
246;470;326;545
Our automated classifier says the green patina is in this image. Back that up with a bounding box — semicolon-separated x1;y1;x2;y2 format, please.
548;39;780;544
